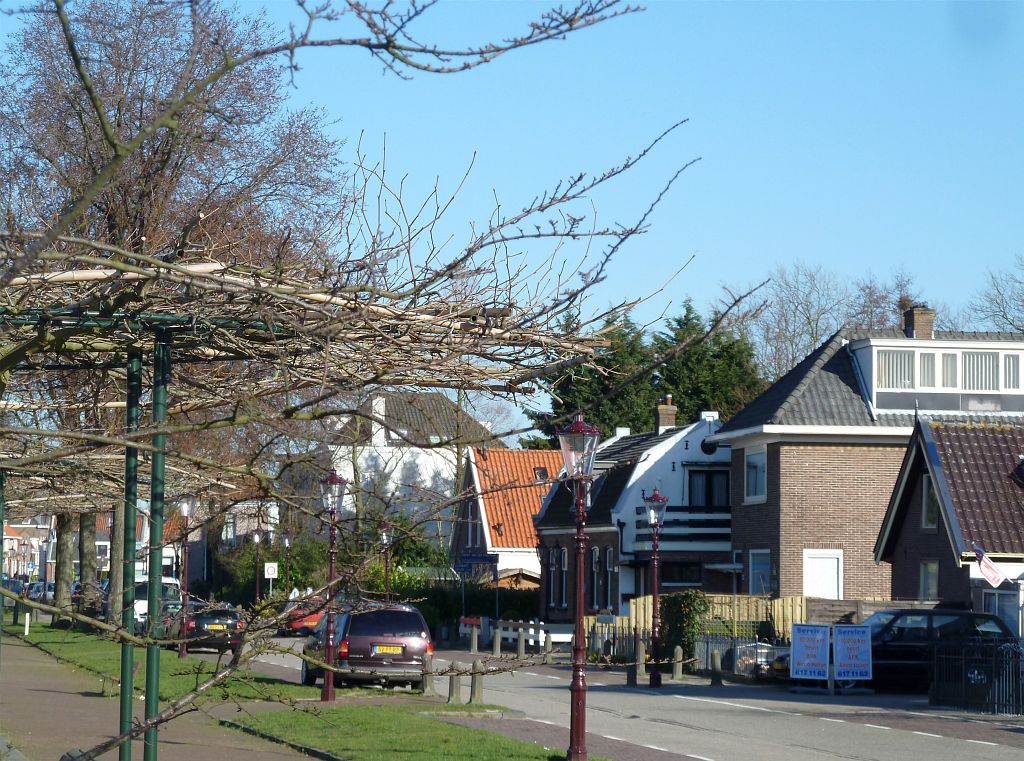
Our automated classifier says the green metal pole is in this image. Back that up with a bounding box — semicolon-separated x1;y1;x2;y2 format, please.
119;350;142;761
144;331;171;761
1;469;6;663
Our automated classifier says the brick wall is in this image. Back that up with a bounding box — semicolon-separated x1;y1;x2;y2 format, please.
731;441;904;599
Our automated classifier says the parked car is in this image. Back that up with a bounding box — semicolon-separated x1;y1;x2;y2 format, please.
770;608;1015;689
132;577;183;634
301;603;433;689
277;597;326;636
28;581;54;604
166;601;245;654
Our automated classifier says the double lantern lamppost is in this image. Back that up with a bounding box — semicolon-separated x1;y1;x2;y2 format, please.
643;487;670;688
380;523;393;603
319;469;348;703
177;496;199;659
557;413;601;761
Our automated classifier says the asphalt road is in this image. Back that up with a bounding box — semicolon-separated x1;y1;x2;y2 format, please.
235;637;1024;761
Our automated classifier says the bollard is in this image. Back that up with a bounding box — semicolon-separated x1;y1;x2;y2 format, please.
492;624;502;657
543;631;553;665
469;626;479;655
469;659;485;704
517;628;526;659
447;662;463;704
421;652;436;697
672;645;684;681
23;609;29;636
637;640;646;677
710;649;723;686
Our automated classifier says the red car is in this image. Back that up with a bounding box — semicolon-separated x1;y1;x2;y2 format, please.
278;597;326;636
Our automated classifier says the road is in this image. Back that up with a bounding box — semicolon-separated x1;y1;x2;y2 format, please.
237;637;1024;761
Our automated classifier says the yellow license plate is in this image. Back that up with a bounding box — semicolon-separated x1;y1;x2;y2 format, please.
207;624;226;631
374;644;403;654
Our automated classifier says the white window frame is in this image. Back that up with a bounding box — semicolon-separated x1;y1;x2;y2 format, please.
548;548;558;608
877;349;915;389
921;473;939;530
1006;354;1021;390
560;547;569;608
744;446;767;504
604;547;615;610
963;351;999;391
919;352;936;387
590;547;601;610
941;353;958;388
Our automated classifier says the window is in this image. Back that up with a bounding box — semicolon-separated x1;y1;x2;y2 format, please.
590;547;601;610
890;612;930;641
662;562;702;586
744;448;766;502
604;547;614;610
941;353;957;387
749;550;771;595
1006;355;1021;390
533;466;549;481
467;503;480;547
560;547;569;608
878;349;914;389
919;353;935;387
963;351;999;390
918;560;938;600
921;474;939;529
689;469;730;508
983;591;1020;637
548;549;558;608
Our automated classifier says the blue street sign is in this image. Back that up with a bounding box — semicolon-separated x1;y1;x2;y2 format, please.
453;563;473;574
460;552;498;565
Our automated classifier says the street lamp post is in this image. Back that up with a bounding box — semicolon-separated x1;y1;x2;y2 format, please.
643;487;669;688
558;413;601;761
177;497;196;659
380;523;393;603
319;469;348;703
283;532;292;594
253;532;262;604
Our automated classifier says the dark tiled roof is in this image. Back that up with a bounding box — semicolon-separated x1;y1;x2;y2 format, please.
595;428;681;466
929;422;1024;554
534;461;636;530
849;329;1024;342
335;392;505;448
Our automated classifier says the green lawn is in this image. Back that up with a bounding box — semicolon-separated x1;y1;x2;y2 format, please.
4;622;318;703
235;703;616;761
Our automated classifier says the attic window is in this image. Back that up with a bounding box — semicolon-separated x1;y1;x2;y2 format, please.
1011;456;1024;488
533;467;549;482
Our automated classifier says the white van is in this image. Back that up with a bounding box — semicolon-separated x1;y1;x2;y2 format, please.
132;576;182;633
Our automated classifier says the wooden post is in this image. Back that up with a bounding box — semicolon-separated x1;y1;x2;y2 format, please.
470;659;484;704
672;645;684;681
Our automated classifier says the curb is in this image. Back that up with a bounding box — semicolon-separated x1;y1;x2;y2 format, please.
0;736;30;761
218;719;345;761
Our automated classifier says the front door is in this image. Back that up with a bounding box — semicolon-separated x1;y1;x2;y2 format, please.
803;549;843;599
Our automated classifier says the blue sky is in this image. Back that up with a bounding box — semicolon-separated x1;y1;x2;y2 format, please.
258;0;1024;328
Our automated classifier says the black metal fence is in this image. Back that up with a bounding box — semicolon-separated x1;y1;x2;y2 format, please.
932;641;1024;715
696;635;788;678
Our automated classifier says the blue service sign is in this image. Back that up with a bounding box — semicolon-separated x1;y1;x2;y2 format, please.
834;625;872;681
790;624;830;680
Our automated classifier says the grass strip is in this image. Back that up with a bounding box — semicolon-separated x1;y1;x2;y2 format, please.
4;622;318;704
232;703;617;761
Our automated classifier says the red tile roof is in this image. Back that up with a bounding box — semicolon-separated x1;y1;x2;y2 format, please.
472;449;563;549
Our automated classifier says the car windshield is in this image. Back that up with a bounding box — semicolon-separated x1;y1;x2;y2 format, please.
134;582;182;601
862;611;898;637
348;610;425;638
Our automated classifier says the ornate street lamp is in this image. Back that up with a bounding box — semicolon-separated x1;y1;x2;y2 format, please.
252;531;262;604
643;487;670;688
177;496;198;659
557;413;601;761
319;468;348;702
380;523;393;603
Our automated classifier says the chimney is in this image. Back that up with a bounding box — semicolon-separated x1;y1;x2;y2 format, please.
902;304;935;339
655;394;677;434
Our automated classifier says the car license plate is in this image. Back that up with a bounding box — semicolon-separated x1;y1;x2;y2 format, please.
374;644;403;654
207;624;226;631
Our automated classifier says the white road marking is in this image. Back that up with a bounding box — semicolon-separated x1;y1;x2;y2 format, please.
966;740;998;746
544;674;561;680
604;735;626;742
913;731;943;738
523;672;539;676
535;719;559;726
863;724;890;730
643;744;670;752
686;755;716;761
820;718;845;723
672;695;798;715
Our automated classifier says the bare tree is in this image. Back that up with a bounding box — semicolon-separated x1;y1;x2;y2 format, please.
970;254;1024;331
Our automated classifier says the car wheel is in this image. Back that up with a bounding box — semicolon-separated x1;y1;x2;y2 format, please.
300;659;318;687
332;671;346;688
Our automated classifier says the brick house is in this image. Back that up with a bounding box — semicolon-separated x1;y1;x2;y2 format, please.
450;448;564;589
534;400;733;621
875;418;1024;635
707;305;1024;600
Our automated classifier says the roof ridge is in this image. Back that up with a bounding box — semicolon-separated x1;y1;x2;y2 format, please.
768;329;847;425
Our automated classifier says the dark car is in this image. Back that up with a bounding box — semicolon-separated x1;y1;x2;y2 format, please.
771;608;1015;689
301;603;433;689
167;602;245;654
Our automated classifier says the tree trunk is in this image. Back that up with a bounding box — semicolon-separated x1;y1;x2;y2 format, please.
108;503;123;625
53;513;75;621
78;512;100;622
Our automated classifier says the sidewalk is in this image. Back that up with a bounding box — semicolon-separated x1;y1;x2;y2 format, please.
0;634;311;761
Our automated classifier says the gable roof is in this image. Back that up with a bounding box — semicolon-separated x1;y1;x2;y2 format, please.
876;419;1024;561
534;460;637;530
470;448;563;549
335;392;504;448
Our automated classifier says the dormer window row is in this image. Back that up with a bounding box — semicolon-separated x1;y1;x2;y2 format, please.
877;349;1022;393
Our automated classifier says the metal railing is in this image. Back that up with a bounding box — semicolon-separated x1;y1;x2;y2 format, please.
932;640;1024;715
695;634;788;678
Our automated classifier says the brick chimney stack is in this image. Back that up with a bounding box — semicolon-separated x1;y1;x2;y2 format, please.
655;394;677;433
902;304;936;339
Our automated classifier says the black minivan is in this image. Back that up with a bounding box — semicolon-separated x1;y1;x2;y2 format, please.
864;608;1014;686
